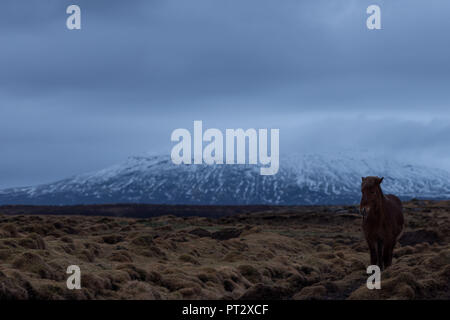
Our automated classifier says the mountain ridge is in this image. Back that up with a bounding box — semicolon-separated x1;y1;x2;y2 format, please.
1;152;450;205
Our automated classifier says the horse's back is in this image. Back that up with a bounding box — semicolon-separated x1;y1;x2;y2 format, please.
385;194;402;209
385;194;404;231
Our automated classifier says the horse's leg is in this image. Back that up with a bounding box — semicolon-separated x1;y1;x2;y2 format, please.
377;239;384;271
368;240;377;266
383;242;394;268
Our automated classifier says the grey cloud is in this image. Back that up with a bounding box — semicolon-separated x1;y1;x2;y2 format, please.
0;0;450;187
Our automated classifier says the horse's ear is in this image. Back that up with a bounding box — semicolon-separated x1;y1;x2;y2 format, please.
379;177;384;184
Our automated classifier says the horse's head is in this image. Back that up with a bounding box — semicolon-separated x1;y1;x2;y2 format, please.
360;176;384;216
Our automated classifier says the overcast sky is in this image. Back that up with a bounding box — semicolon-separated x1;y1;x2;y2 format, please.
1;0;450;188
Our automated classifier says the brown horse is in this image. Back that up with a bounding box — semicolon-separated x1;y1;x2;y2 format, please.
360;176;404;270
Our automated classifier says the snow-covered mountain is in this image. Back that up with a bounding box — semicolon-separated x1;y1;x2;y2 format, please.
1;152;450;205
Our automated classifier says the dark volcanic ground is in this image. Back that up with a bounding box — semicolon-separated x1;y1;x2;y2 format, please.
0;200;449;300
